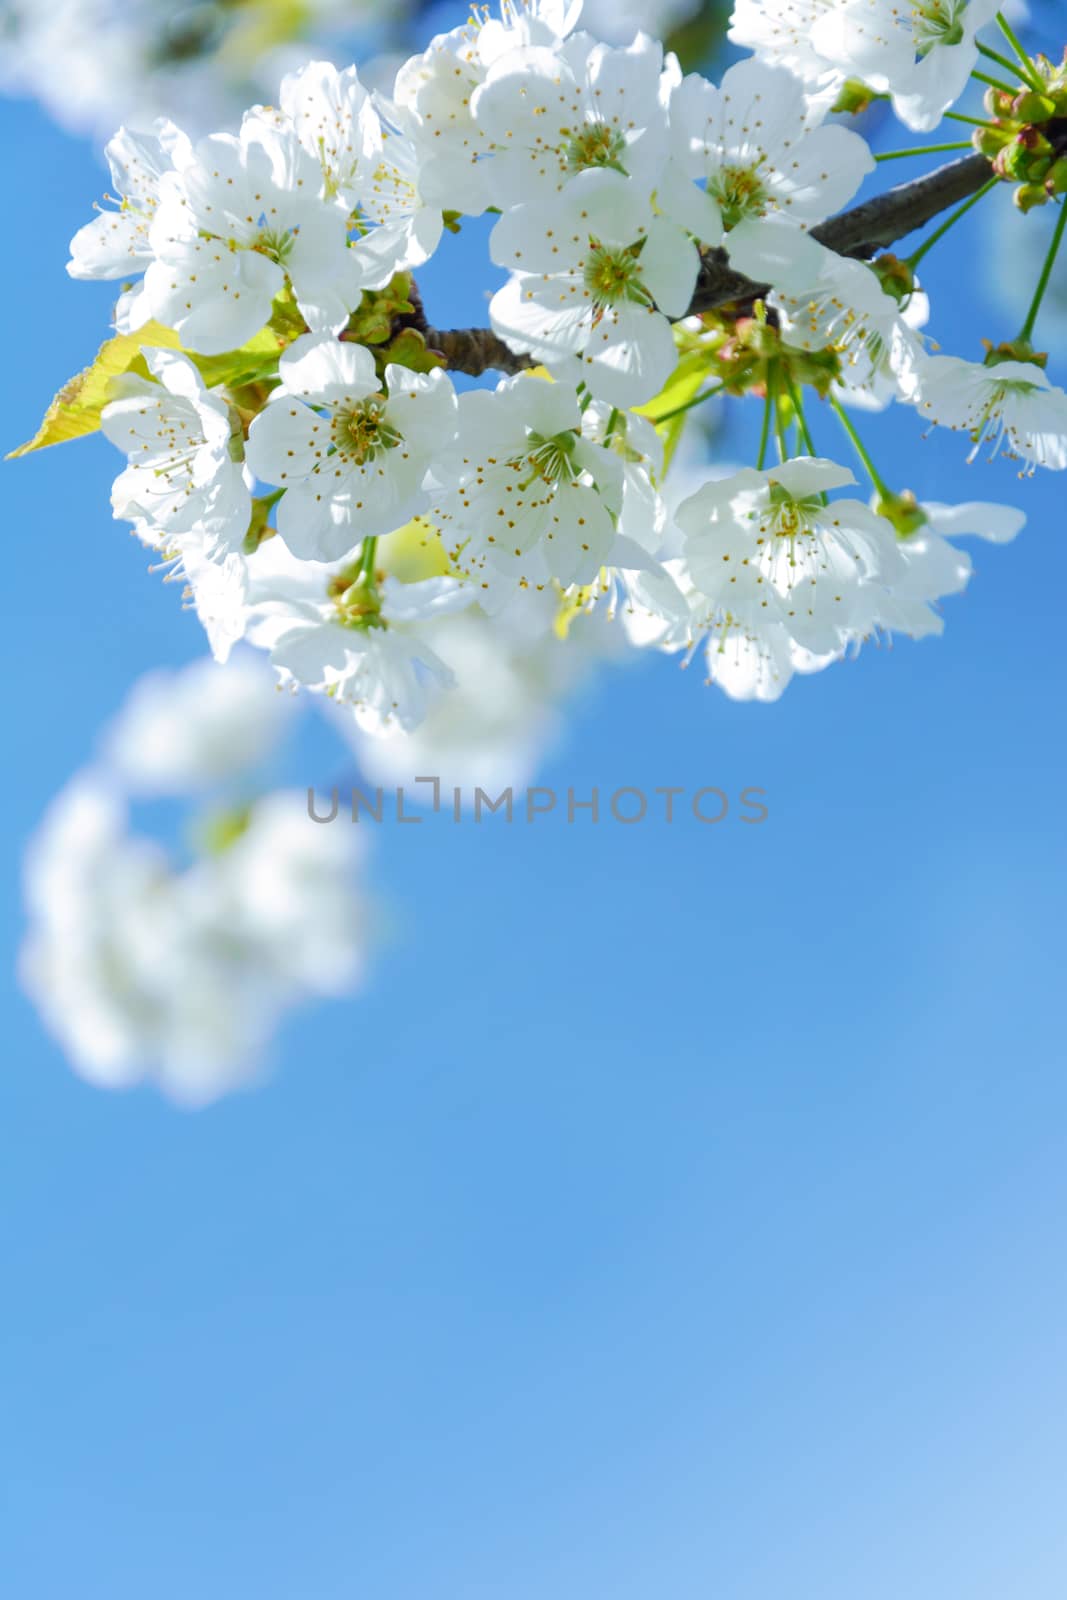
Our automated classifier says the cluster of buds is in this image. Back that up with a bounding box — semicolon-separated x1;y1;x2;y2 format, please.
694;306;842;399
972;52;1067;212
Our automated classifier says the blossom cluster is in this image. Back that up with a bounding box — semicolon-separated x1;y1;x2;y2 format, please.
37;0;1067;732
19;656;371;1104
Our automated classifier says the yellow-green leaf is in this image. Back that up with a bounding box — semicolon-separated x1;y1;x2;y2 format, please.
7;321;178;460
8;321;283;461
636;348;718;470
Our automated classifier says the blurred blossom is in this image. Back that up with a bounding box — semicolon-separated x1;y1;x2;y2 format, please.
103;652;294;795
0;0;398;136
579;0;703;45
20;661;372;1107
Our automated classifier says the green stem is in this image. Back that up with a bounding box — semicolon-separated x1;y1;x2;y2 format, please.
773;372;790;466
830;395;891;501
654;383;725;426
976;40;1038;91
756;386;773;471
943;110;995;129
995;11;1043;87
1019;200;1067;344
783;371;828;504
970;67;1019;97
905;176;999;271
358;534;379;582
783;372;817;457
875;143;972;162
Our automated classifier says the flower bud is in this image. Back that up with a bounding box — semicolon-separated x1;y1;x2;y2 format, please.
984;87;1017;119
1012;90;1056;123
972;126;1009;158
1045;159;1067;195
1015;182;1051;212
994;130;1052;182
831;77;879;116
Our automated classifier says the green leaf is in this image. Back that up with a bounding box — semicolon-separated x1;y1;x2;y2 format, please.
8;321;283;461
7;322;176;459
381;328;447;375
345;273;417;347
186;326;283;389
636;348;717;469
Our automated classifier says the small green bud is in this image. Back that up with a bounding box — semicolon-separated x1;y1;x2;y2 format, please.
972;125;1010;158
984;87;1017;120
1012;90;1056;123
994;130;1053;181
1045;160;1067;195
1015;182;1051;212
831;77;880;116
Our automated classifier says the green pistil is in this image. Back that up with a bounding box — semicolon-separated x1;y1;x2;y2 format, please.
520;429;579;490
336;401;402;465
913;0;966;56
565;122;627;177
766;483;822;540
710;164;768;231
328;565;385;632
584;239;650;309
253;227;296;266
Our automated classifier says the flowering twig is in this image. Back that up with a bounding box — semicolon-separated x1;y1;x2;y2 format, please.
428;149;1034;376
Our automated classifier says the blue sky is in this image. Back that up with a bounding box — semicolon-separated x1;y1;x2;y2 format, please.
2;49;1067;1600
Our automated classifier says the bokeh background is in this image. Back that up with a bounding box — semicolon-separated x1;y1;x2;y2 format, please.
2;4;1066;1595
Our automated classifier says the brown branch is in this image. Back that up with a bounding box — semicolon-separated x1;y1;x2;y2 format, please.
426;130;1066;377
690;151;1002;314
424;324;534;376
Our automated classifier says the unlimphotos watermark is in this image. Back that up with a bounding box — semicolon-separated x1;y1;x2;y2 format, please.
307;781;769;826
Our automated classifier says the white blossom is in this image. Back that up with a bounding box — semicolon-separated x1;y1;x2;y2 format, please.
665;57;874;289
489;168;699;406
728;0;1000;130
279;59;382;210
20;774;370;1105
67;119;193;335
246;334;458;562
912;355;1067;472
676;457;903;655
850;497;1025;638
102;348;252;550
471;30;674;211
430;374;630;590
347;113;446;290
245;539;473;732
142;112;355;354
394;0;583;214
770;253;929;408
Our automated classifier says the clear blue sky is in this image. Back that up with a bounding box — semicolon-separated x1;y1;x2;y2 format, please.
2;62;1066;1600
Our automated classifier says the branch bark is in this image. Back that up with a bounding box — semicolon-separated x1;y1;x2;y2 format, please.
425;131;1066;378
690;150;999;314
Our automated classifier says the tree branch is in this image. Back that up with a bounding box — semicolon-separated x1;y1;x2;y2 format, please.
690;150;1002;314
423;324;534;376
427;128;1067;378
